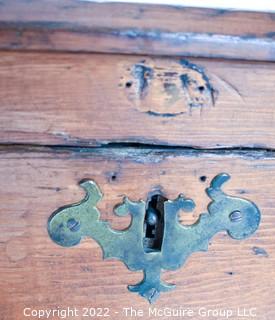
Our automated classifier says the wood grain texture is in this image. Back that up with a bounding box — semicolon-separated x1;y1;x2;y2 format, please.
0;0;275;61
1;51;275;149
0;147;274;319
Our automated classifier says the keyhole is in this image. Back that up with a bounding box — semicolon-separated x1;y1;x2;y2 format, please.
143;194;167;253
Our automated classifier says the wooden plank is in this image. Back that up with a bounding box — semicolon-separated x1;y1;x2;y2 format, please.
1;51;275;149
0;147;274;319
0;0;275;61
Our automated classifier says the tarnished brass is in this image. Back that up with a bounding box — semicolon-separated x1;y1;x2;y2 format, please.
48;173;261;303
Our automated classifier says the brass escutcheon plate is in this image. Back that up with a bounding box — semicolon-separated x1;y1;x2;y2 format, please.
48;173;261;303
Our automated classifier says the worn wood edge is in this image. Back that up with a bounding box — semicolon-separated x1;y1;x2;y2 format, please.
1;25;275;62
1;145;275;162
1;1;275;61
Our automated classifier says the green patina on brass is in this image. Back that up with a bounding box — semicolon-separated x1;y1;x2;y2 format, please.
48;173;261;303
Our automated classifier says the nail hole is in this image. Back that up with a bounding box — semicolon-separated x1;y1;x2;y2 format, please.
125;81;132;88
111;174;117;181
198;86;205;93
229;210;242;222
200;175;207;182
67;218;81;232
144;71;150;78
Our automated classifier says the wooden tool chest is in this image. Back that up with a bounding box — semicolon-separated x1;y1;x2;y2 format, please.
0;1;275;319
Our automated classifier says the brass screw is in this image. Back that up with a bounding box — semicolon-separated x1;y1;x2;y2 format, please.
229;211;242;222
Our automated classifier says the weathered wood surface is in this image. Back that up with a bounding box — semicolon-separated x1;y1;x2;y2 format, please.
0;0;275;61
0;147;274;319
1;51;275;149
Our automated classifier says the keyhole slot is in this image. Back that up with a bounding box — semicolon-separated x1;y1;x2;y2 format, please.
143;194;167;253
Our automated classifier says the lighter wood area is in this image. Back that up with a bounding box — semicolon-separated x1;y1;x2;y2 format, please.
0;148;274;319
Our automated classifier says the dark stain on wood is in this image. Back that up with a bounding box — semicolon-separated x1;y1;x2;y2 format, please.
145;110;185;118
236;189;246;195
163;72;178;77
208;8;231;17
265;31;275;39
132;64;154;99
37;186;61;192
106;171;120;183
225;271;235;276
199;175;207;182
252;246;269;257
241;33;258;40
81;265;93;273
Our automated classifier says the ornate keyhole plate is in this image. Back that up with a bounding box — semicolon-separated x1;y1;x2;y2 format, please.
48;173;261;303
